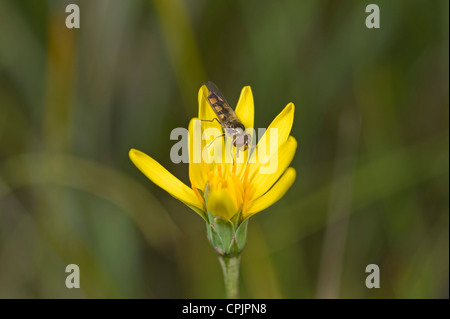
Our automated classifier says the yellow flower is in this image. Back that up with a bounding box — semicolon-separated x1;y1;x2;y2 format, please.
129;84;296;224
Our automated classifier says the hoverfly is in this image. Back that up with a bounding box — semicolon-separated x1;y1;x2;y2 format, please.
203;81;252;157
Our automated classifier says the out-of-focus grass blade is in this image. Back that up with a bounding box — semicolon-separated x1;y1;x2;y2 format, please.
261;132;449;251
152;0;206;115
0;153;181;252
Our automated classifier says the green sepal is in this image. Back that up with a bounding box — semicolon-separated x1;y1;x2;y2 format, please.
206;210;248;257
208;223;225;255
228;219;248;255
235;219;248;250
207;211;224;251
214;216;234;253
206;219;213;242
230;206;242;229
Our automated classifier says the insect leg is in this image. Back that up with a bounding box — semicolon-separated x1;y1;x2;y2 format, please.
230;138;236;165
200;118;221;125
206;133;225;150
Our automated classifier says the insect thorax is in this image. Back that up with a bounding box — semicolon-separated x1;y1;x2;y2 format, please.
226;119;245;130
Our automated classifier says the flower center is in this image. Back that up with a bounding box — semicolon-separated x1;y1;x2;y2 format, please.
191;161;254;220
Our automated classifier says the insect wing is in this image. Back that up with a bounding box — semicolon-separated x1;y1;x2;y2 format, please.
204;81;238;127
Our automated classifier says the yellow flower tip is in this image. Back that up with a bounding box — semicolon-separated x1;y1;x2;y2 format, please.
198;85;209;105
241;85;252;93
199;83;208;93
287;166;296;181
129;148;142;165
283;102;295;116
235;85;255;130
287;103;295;123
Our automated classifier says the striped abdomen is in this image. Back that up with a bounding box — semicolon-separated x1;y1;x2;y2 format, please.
207;92;244;130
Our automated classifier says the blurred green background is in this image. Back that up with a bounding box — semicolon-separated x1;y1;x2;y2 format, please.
0;0;448;298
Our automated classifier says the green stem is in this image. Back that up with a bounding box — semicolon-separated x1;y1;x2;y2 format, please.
219;256;241;299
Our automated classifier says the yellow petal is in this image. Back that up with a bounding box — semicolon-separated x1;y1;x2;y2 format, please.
129;148;204;212
198;84;222;131
232;86;254;177
256;102;295;159
188;118;207;191
206;190;238;220
198;84;224;159
249;136;297;200
228;172;244;209
235;86;254;130
244;167;296;217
